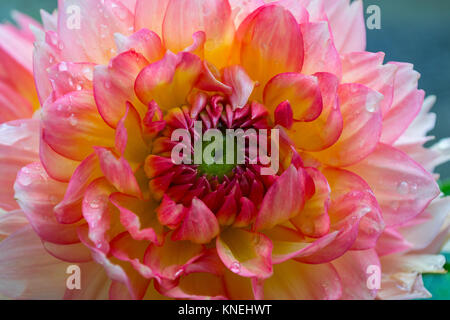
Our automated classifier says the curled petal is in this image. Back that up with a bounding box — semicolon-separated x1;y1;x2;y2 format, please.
157;272;227;300
223;65;255;110
14;163;81;245
172;198;220;244
55;153;103;224
135;52;203;111
237;4;304;98
144;232;204;281
82;178;116;254
255;166;305;231
162;0;235;68
95;147;142;198
42;91;115;161
381;63;425;144
288;72;343;151
291;168;330;238
264;73;323;122
115;29;164;63
216;228;273;279
94;50;149;128
110;193;164;244
312;83;383;167
300;21;341;78
47;62;95;99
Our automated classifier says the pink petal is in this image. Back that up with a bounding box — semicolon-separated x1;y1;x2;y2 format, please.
54;153;103;224
134;0;170;39
237;4;304;99
348;144;440;227
144;232;204;281
0;226;72;299
162;0;235;68
288;72;343;151
216;228;273;279
115;29;164;63
312;83;383;167
264;73;323;122
322;0;366;54
135;51;203;110
376;228;412;257
300;21;341;78
57;0;134;64
82;178;116;253
39;130;80;183
0;210;28;239
94;50;149;128
110;193;164;244
14;163;81;245
255;260;341;300
342;52;398;116
255;166;305;231
332;249;380;300
95;147;142;198
381;63;425;144
291;168;330;238
41;91;115;161
223;65;255;110
0;120;39;211
63;262;111;300
47;62;95;100
172;198;220;244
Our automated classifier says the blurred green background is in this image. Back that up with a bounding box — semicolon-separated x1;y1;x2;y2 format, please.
0;0;449;299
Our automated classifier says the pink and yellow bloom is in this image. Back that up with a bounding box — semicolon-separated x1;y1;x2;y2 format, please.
0;0;449;300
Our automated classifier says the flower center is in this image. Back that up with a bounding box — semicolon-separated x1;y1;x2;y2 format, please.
145;94;280;225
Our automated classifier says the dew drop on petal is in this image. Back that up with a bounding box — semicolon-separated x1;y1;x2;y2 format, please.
69;114;78;126
82;67;93;81
230;261;241;274
89;199;101;209
59;62;68;72
397;181;409;195
174;269;184;278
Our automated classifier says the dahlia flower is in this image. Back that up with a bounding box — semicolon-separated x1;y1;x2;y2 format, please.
0;0;449;300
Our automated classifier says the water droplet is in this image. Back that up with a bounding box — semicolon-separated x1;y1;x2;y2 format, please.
366;103;378;113
58;62;68;72
76;83;83;91
230;262;241;274
397;181;409;195
82;67;93;81
174;269;184;278
69;114;78;126
20;173;32;186
89;199;101;209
